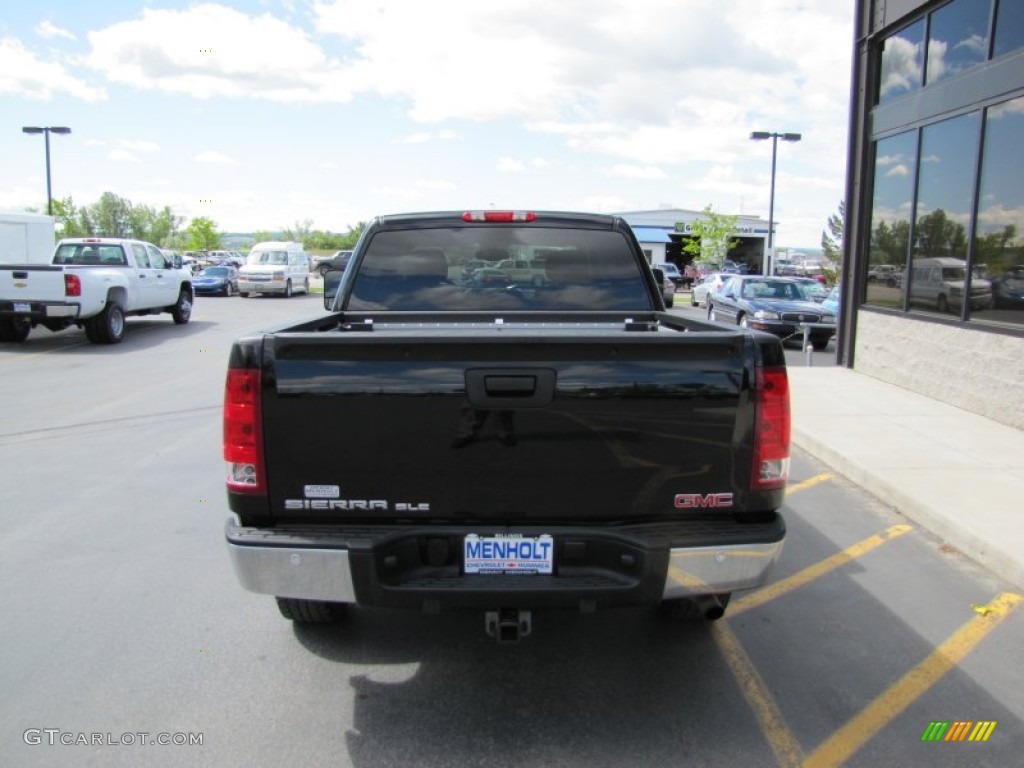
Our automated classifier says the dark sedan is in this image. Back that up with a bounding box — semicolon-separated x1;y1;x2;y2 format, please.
707;275;836;350
193;266;239;296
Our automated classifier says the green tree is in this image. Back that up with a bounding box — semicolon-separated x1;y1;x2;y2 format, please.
281;218;314;247
916;209;966;258
680;205;739;266
89;192;133;237
186;217;221;251
821;200;844;263
51;196;87;238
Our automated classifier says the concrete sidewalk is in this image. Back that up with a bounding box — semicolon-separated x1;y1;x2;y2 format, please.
787;366;1024;590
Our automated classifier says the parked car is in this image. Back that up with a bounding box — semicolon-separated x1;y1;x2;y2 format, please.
238;241;311;297
822;285;840;316
706;275;836;350
193;265;240;296
466;267;513;291
992;266;1024;309
792;277;831;303
909;257;992;313
867;264;898;282
316;250;353;278
690;272;733;307
652;266;675;307
654;262;684;290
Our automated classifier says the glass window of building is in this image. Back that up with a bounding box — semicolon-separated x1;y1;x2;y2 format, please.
908;112;981;318
994;0;1024;59
972;96;1024;328
927;0;990;85
878;19;925;105
865;131;917;308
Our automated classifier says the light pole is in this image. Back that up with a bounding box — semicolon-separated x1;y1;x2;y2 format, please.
22;126;72;216
750;131;801;275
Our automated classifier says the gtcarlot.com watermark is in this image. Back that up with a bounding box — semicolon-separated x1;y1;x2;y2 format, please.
24;729;203;747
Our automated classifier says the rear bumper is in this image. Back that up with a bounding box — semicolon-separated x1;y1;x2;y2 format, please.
225;514;785;609
0;300;79;319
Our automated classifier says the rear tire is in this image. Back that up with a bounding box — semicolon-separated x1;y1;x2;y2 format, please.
275;597;347;623
86;301;125;344
224;282;233;297
0;317;31;342
811;336;831;351
284;280;293;298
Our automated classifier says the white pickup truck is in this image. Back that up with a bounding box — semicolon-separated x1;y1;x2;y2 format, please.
0;237;194;344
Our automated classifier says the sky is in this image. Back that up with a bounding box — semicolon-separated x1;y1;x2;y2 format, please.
1;0;855;247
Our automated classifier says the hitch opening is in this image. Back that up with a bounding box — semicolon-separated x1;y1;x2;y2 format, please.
485;608;532;643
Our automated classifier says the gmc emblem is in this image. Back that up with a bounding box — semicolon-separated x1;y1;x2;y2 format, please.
674;493;734;509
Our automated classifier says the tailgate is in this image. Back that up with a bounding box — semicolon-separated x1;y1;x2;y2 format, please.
0;265;67;305
260;330;755;524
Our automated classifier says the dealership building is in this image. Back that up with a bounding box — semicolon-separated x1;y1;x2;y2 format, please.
618;208;775;272
838;0;1023;429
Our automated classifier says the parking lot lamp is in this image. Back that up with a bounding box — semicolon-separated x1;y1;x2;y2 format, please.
750;131;801;274
22;126;72;216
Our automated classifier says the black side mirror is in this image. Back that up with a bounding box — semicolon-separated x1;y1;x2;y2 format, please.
323;269;344;310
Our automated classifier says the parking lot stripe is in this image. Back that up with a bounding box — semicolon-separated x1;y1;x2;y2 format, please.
729;525;913;617
802;592;1023;768
714;622;805;768
785;472;834;495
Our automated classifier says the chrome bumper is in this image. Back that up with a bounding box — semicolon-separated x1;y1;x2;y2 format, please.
227;539;357;602
661;541;784;598
227;525;784;603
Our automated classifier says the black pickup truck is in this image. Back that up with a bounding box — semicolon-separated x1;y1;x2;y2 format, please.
224;211;789;641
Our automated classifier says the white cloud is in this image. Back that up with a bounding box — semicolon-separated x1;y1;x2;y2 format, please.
396;130;457;144
606;164;668;180
84;3;361;102
0;37;105;101
36;21;76;41
195;151;237;165
109;149;141;163
497;158;526;173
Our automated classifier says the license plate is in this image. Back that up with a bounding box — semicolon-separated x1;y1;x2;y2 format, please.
14;303;31;313
464;534;554;575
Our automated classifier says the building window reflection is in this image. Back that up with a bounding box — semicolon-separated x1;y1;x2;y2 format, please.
908;112;981;318
926;0;989;85
877;19;925;105
865;132;917;308
994;0;1024;59
972;96;1024;328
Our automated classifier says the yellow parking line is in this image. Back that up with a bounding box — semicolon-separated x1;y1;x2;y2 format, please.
786;473;833;495
714;621;804;768
803;592;1023;768
730;525;913;617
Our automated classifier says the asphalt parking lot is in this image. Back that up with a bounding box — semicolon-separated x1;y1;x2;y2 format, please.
1;291;1021;767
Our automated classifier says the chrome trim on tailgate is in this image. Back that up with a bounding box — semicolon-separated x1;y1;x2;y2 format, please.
661;541;784;598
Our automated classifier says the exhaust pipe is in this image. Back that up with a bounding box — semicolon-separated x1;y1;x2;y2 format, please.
485;608;532;642
693;594;725;621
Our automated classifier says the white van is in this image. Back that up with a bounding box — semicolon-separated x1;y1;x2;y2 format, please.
238;241;310;298
910;257;992;313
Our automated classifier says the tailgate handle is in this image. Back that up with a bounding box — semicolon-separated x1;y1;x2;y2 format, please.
466;368;556;408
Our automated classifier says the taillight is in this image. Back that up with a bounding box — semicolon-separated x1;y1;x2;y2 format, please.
223;369;265;494
750;365;790;491
64;273;81;297
462;211;537;223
